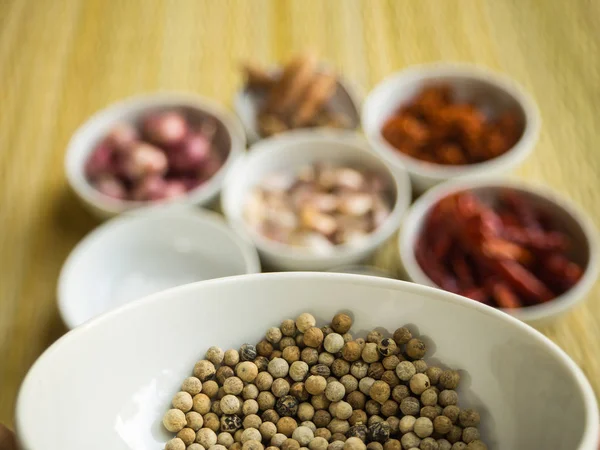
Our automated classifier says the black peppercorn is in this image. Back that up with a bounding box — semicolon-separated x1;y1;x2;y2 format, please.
346;424;368;442
275;395;299;417
310;364;331;378
240;343;257;361
220;414;242;432
254;355;269;372
368;421;390;443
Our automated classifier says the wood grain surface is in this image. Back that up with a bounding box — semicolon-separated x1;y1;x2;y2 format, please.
0;0;599;425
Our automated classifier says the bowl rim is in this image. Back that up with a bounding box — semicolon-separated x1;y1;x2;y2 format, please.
56;206;261;329
18;272;600;450
220;129;412;262
65;91;246;215
398;177;600;323
362;62;541;180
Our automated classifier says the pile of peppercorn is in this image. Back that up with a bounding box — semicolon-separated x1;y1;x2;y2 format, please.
162;313;487;450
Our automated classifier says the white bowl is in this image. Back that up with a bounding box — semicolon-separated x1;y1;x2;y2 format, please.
362;63;541;193
399;178;599;325
221;130;412;271
65;92;246;219
57;207;260;329
234;66;362;144
17;273;599;450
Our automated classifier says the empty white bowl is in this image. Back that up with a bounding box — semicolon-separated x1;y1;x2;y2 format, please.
362;63;540;193
221;130;412;270
234;65;362;143
65;92;246;219
57;207;260;329
399;178;599;325
17;273;599;449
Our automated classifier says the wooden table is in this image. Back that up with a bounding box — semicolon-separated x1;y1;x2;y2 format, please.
1;0;599;425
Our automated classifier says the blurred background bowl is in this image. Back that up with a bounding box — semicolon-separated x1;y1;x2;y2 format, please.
18;273;600;449
65;92;246;219
399;178;599;325
57;207;260;329
221;130;411;271
362;63;540;193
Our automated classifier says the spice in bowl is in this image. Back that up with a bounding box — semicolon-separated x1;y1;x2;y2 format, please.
415;189;584;309
162;312;488;450
381;85;523;165
242;53;356;137
243;164;394;253
85;110;226;201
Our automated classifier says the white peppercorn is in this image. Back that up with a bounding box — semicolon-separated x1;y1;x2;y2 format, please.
358;377;375;396
179;428;197;446
237;362;259;382
272;378;291;397
272;433;288;447
173;391;193;412
258;391;277;411
194;360;217;381
241;428;262;443
391;385;409;403
310;436;329;450
315;428;331;440
346;391;366;410
376;338;397;357
405;338;427;360
368;415;383;427
413;417;433;438
296;313;316;333
166;437;186;450
266;327;283;344
328;418;350;434
197;428;218;448
220;395;240;415
263;410;280;424
242;400;259;416
206;346;225;365
304;327;324;348
210;445;228;450
340;374;358;393
277;417;298;437
341;342;362;362
290;382;310;402
313;410;332;428
234;430;244;443
223;377;244;396
365;400;380;416
331;313;352;334
438;390;457;407
385;416;399;435
412;360;427;374
367;363;384;380
203;381;219;398
243;384;260;400
290;361;310;381
311;364;331;378
380;400;398;418
437;440;451;450
396;361;416;381
224;350;240;367
242;440;264;450
258;340;275;357
443;406;460;424
439;371;460;390
446;426;462;444
311;393;331;411
283;346;301;364
465;441;487;450
300;422;316;433
207;412;222;430
400;397;420;416
187;411;205;431
342;333;353;343
189;444;206;450
350;361;369;380
324;333;345;354
369;381;390;404
462;427;480;444
305;375;327;395
301;348;319;365
243;415;262;430
298;403;315;421
331;359;351;377
292;426;314;445
382;439;400;450
281;319;297;337
328;441;345;450
318;352;335;366
325;381;345;402
400;432;420;450
182;377;203;396
344;437;366;450
164;408;187;432
349;410;367;427
331;434;347;443
458;409;480;428
451;443;466;450
282;440;300;450
409;373;430;395
399;415;416;434
280;337;297;350
218;432;235;448
381;355;400;371
366;442;383;450
419;437;438;450
331;401;352;420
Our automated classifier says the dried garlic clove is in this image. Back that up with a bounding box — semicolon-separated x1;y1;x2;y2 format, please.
339;230;370;248
308;193;338;212
338;193;374;216
333;168;365;190
301;207;338;236
244;190;267;227
291;183;318;209
261;173;296;192
290;231;335;255
372;198;391;228
297;165;317;183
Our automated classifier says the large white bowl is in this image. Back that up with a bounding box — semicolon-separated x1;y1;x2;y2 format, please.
57;207;261;329
398;178;600;325
362;63;540;193
65;92;246;219
17;273;599;450
221;130;412;271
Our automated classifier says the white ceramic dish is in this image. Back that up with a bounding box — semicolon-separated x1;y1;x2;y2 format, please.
65;92;246;219
17;273;599;449
221;130;411;271
57;207;260;329
234;65;362;144
327;264;393;278
399;178;599;325
362;63;541;193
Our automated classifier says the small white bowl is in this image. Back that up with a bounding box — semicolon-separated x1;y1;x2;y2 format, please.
399;178;599;325
17;273;599;449
57;207;260;329
362;63;541;193
221;130;411;271
234;66;362;143
65;92;246;219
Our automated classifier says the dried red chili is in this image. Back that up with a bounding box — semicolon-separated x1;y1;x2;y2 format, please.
415;190;584;309
381;85;524;165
